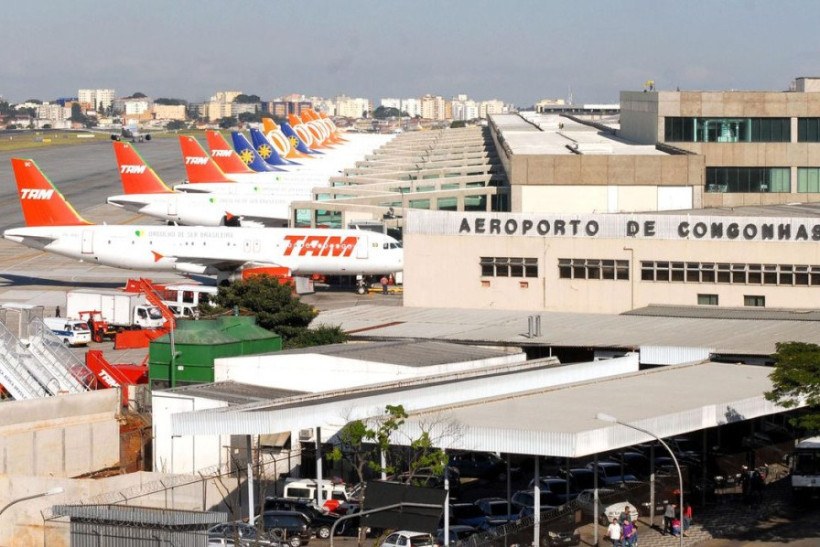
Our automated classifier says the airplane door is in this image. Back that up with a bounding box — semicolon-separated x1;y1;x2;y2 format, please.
81;230;93;254
356;235;369;259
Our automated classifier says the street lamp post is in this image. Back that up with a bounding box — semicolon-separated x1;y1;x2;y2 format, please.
0;486;64;525
596;413;684;547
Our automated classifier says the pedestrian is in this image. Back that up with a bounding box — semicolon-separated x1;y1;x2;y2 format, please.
671;517;682;537
607;517;622;547
663;502;675;535
380;275;389;294
622;518;636;547
55;305;61;318
683;502;692;537
618;506;632;525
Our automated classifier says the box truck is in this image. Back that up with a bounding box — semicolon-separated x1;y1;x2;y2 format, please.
65;289;165;330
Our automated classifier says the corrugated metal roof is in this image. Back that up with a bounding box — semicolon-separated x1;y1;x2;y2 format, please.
313;304;820;356
52;504;226;525
263;340;521;367
656;202;820;219
626;304;820;322
396;361;781;457
165;380;305;405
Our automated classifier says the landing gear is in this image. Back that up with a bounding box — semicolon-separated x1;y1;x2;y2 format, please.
356;275;369;295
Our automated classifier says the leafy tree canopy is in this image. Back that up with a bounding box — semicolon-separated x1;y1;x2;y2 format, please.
204;275;346;348
127;92;148;99
234;94;261;104
165;119;186;130
237;111;261;123
765;341;820;431
155;98;187;106
373;106;401;119
24;99;43;104
217;116;237;130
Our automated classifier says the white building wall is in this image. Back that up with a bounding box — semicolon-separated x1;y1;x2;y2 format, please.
151;391;229;474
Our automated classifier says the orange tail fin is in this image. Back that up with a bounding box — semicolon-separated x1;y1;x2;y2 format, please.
113;142;173;194
205;130;255;174
11;158;92;226
178;136;234;184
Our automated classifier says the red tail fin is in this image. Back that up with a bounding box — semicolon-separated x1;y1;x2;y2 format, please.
205;130;255;174
11;158;92;226
178;136;234;184
112;142;173;194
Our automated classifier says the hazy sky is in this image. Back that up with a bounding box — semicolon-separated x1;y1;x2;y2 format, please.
2;0;819;107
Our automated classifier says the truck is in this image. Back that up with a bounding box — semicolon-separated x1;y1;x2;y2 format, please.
65;289;166;330
790;436;820;503
43;317;92;346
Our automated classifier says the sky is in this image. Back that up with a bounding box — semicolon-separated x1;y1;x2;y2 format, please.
1;0;819;107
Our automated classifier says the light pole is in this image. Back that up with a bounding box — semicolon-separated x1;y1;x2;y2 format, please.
0;486;64;521
596;413;684;547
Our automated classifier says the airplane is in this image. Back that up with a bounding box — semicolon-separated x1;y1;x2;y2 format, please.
5;158;404;290
111;122;152;143
261;117;311;159
108;141;313;227
249;127;298;167
230;131;286;172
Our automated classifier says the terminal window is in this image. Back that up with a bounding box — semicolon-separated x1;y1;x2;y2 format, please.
641;261;820;286
705;167;790;193
480;257;538;278
797;118;820;142
697;294;719;306
558;258;629;280
797;168;820;193
744;295;766;307
665;117;790;143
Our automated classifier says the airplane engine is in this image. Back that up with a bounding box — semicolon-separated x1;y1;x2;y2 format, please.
111;134;121;141
144;134;152;141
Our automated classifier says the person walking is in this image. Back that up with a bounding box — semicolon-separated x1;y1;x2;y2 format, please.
663;502;676;535
622;518;636;547
683;502;693;537
607;517;622;547
380;275;389;294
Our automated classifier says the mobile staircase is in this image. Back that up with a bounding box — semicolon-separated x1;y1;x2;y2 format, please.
23;318;96;394
0;320;49;400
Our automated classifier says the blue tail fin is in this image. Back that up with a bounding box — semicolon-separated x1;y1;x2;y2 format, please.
230;132;283;172
249;127;291;166
281;122;323;155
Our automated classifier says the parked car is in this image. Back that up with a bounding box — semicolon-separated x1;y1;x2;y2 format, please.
510;490;561;516
207;521;259;543
585;462;639;485
256;510;312;547
606;452;652;479
449;451;507;480
447;502;491;529
527;477;578;503
599;501;638;526
435;525;477;546
474;497;519;525
263;496;342;538
575;488;618;517
561;468;606;491
381;530;436;547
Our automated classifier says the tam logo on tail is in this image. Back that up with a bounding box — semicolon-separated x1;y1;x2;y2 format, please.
20;188;54;200
185;156;209;165
120;165;147;174
212;150;233;157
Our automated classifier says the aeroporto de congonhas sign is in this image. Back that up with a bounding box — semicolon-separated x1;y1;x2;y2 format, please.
406;210;820;242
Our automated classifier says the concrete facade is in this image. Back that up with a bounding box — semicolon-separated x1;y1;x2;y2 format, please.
0;389;119;478
404;209;820;313
619;88;820;208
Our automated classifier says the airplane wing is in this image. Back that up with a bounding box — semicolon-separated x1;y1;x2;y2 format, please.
153;250;293;275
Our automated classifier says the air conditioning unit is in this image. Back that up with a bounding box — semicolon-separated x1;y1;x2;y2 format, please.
298;429;314;442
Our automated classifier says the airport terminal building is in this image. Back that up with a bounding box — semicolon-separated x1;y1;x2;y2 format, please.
404;207;820;313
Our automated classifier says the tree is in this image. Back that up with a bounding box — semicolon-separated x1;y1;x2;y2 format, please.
165;119;186;130
234;94;261;104
203;275;347;348
218;116;237;129
328;404;456;545
237;111;261;123
128;92;148;99
450;120;466;129
373;106;401;119
69;103;87;124
765;341;820;430
155;97;187;106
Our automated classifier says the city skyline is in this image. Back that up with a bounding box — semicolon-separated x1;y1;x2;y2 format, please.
1;1;818;106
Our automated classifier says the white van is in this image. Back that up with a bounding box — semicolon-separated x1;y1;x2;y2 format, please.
43;317;92;346
282;478;350;512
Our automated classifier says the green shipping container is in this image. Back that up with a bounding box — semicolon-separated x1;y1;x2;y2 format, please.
149;316;282;388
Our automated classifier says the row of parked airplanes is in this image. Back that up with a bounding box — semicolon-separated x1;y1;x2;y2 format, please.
4;111;404;290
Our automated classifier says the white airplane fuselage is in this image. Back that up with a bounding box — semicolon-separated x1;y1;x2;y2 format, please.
107;189;314;227
3;225;403;278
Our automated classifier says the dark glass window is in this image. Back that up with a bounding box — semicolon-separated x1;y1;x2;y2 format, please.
705;167;790;193
798;118;820;142
698;294;719;306
482;257;538;278
665;117;790;143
